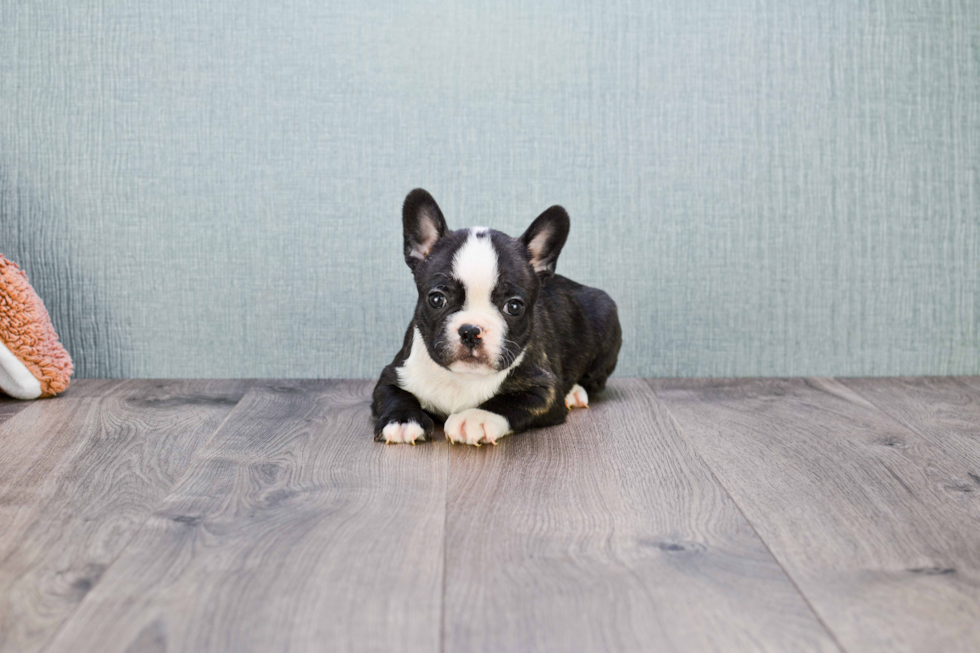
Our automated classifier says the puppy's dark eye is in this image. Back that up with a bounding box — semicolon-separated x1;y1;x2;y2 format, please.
428;292;447;309
503;298;525;316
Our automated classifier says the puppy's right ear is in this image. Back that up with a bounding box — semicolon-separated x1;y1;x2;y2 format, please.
402;188;448;271
520;205;569;278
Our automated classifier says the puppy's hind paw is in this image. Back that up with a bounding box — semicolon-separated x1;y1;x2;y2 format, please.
374;411;434;444
564;384;589;409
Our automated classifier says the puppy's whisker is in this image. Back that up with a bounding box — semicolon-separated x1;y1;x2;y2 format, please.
496;338;524;368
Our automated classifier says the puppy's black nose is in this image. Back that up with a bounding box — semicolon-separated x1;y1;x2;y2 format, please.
458;324;483;349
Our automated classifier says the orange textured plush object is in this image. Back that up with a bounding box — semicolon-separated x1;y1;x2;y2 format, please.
0;255;73;399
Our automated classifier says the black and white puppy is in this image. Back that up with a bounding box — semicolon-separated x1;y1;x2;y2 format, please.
372;188;621;445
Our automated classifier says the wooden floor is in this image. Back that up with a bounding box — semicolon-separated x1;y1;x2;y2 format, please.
1;378;978;653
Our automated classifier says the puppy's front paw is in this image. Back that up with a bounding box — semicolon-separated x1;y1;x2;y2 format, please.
444;408;511;446
374;411;434;444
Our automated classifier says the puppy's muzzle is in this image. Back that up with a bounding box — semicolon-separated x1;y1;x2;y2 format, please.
457;324;483;350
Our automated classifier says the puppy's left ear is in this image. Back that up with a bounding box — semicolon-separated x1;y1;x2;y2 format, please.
520;206;570;277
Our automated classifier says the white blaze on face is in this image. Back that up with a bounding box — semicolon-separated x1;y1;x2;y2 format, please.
448;228;507;373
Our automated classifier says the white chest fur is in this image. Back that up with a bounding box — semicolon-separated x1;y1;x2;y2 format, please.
396;327;522;416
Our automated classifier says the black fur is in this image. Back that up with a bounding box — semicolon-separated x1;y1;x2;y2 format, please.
372;189;622;442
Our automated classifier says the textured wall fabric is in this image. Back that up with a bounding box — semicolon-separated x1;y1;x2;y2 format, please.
1;0;978;379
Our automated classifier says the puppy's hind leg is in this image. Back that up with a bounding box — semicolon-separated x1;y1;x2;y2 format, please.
564;384;589;409
578;307;622;397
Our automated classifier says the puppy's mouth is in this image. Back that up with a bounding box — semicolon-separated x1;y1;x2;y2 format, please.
448;347;497;375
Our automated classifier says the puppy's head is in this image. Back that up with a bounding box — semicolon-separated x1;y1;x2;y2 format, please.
401;188;569;375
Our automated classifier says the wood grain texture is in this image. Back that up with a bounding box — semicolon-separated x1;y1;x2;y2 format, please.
5;377;979;651
0;381;121;428
0;382;128;552
443;379;841;653
650;377;980;653
958;377;980;393
0;380;250;653
0;397;28;426
57;379;127;399
840;377;980;478
44;380;449;653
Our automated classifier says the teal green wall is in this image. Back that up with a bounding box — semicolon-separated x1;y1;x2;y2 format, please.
1;1;978;378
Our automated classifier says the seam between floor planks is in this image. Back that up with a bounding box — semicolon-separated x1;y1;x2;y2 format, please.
648;376;980;653
648;388;851;653
439;431;450;653
30;380;279;653
34;382;254;653
42;380;449;653
838;376;980;476
7;377;978;653
35;379;842;653
440;379;842;653
0;380;253;653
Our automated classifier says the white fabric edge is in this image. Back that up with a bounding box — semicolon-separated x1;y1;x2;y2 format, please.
0;339;42;400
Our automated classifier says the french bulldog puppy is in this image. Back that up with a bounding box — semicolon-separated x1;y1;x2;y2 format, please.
372;188;621;445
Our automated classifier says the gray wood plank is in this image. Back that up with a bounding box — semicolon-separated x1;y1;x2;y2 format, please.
57;379;128;399
0;380;121;426
44;380;449;653
0;380;250;653
0;397;28;426
0;382;126;529
840;377;980;480
959;377;980;393
650;377;980;653
0;382;125;513
443;379;842;653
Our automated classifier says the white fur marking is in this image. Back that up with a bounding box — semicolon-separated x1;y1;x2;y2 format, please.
382;420;425;444
445;408;511;446
447;230;508;363
0;339;42;400
564;384;589;409
454;229;498;305
396;328;524;416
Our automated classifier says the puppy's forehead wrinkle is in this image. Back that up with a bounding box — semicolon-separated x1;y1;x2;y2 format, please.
426;271;454;289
